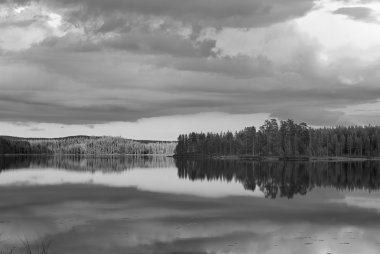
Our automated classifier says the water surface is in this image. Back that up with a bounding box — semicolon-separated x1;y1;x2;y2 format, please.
1;156;380;254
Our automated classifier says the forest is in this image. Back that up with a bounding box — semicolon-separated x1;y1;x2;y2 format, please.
0;135;176;155
175;119;380;158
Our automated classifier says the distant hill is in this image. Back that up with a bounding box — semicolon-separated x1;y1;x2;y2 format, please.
0;135;175;143
0;135;176;155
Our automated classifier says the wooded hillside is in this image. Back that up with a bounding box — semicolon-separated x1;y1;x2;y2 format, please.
0;136;176;155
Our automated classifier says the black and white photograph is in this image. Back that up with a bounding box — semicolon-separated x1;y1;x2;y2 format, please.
1;0;380;253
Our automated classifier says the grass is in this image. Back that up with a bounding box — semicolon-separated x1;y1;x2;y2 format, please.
1;239;52;254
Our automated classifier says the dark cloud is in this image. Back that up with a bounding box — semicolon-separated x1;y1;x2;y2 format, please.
0;35;378;126
42;0;314;28
169;55;272;78
0;65;378;125
38;36;102;52
333;7;374;21
104;33;217;58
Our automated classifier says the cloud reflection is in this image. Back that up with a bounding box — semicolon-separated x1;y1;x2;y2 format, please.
1;157;380;253
1;184;380;254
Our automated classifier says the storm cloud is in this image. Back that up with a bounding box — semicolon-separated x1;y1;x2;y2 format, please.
0;0;380;135
17;0;315;28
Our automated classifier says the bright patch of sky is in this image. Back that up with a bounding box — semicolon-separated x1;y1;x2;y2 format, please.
0;3;65;51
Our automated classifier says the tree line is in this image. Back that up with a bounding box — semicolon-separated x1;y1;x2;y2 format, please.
175;119;380;158
0;136;176;155
176;159;380;198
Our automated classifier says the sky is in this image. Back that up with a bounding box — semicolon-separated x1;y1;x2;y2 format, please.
1;0;380;140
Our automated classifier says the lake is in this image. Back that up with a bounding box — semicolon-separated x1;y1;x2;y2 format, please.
1;156;380;254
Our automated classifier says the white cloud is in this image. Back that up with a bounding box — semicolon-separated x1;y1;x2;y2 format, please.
296;0;380;57
0;3;66;51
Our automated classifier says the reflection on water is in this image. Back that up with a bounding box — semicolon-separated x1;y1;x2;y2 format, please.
0;156;260;197
176;159;380;198
0;155;173;171
0;156;380;254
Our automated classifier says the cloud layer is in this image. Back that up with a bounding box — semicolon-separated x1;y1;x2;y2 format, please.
1;0;380;136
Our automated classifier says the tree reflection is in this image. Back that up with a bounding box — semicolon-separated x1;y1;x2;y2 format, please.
176;159;380;199
2;156;380;199
0;155;174;172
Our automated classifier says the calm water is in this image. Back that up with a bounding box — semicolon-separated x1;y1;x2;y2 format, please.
1;156;380;254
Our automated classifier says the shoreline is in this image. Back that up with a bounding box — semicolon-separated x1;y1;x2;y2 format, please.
2;153;379;162
0;153;174;157
172;154;380;162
